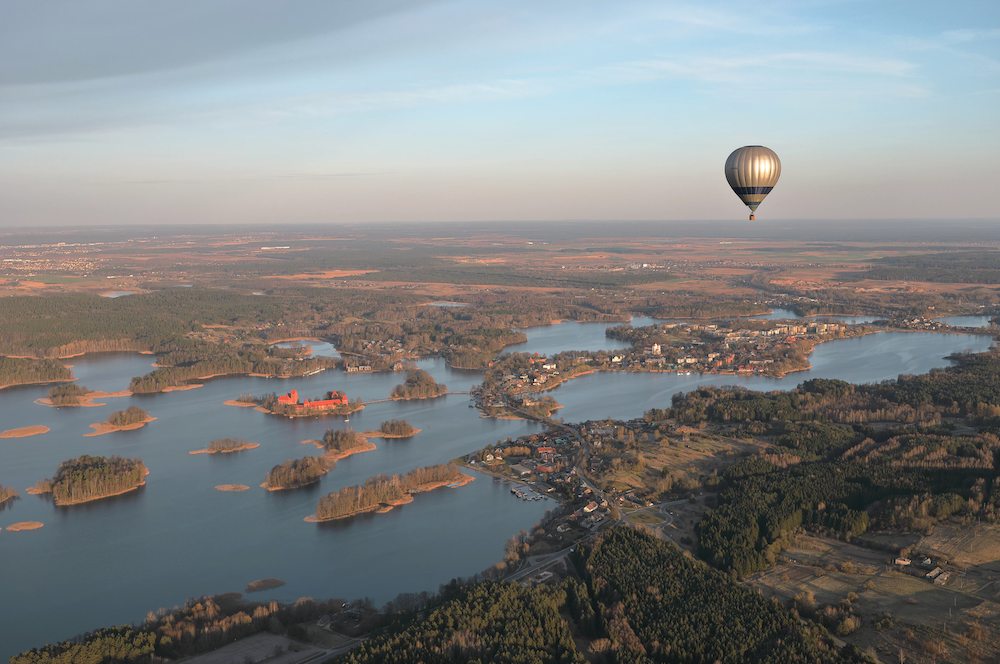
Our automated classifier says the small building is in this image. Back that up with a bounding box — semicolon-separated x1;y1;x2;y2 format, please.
510;464;532;476
894;558;911;566
583;501;598;513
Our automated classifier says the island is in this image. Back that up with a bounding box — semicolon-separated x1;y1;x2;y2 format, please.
5;522;43;532
29;454;148;506
37;385;131;408
261;456;331;491
390;369;446;400
85;406;155;436
303;427;376;461
0;425;49;439
245;578;285;593
362;419;420;439
215;484;250;492
248;389;364;418
306;463;473;522
190;438;260;455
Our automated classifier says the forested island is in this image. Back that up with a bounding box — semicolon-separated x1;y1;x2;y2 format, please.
306;427;376;460
189;438;260;455
308;463;472;522
262;456;331;490
363;419;420;438
29;455;148;506
390;369;447;400
0;356;72;390
46;383;93;405
87;406;154;436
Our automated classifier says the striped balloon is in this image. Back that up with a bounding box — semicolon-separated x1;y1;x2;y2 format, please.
725;146;780;219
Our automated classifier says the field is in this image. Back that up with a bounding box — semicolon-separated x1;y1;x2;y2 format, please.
749;532;1000;663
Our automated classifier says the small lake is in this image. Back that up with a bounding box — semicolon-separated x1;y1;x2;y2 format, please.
101;291;133;298
746;308;878;324
0;319;994;657
426;302;470;307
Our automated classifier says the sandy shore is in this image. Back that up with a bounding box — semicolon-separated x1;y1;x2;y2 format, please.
301;438;377;461
5;522;43;531
85;415;156;437
35;389;131;408
224;399;258;407
161;384;203;392
305;473;474;522
361;428;421;439
0;426;50;439
216;484;250;492
190;442;260;455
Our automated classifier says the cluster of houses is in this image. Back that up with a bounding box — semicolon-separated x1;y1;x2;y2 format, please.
893;556;952;586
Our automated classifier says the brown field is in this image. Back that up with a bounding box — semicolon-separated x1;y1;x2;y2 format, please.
0;425;49;438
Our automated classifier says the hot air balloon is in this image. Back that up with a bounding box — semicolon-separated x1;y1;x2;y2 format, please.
725;146;780;220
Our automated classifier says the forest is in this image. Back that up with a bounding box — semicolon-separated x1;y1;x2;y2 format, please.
861;251;1000;284
339;582;583;664
264;456;331;490
105;406;150;427
31;455;147;506
314;464;463;521
576;528;866;663
321;427;369;455
46;383;92;405
658;352;1000;577
390;369;446;400
0;356;72;389
379;419;416;436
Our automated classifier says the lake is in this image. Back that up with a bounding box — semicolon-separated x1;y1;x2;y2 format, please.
0;321;994;657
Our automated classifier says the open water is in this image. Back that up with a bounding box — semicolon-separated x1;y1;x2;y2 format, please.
0;320;994;657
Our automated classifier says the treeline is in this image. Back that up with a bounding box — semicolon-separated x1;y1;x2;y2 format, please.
0;356;72;389
265;456;331;490
863;251;1000;284
1;484;18;505
129;339;337;393
206;438;253;453
340;582;583;664
314;464;462;521
10;594;348;663
322;427;368;455
32;455;147;506
379;419;416;436
106;406;150;427
46;384;92;405
391;369;446;400
576;527;863;663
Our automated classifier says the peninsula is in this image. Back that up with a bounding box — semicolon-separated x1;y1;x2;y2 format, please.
306;463;473;522
29;455;148;506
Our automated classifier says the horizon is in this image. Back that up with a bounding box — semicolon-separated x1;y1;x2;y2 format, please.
2;1;998;226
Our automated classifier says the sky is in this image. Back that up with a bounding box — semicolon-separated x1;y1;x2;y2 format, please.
0;0;998;226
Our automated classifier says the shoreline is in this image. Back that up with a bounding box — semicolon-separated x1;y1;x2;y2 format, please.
84;415;156;437
0;377;76;392
304;472;475;522
190;442;260;455
0;425;50;439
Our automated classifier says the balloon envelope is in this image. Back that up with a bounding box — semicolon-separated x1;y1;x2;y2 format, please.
725;146;780;213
